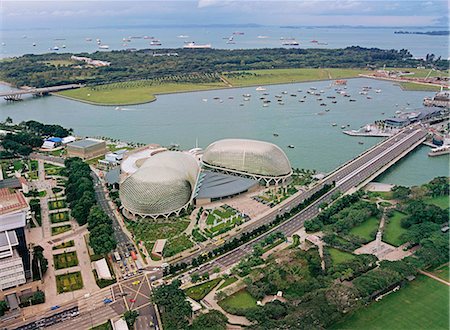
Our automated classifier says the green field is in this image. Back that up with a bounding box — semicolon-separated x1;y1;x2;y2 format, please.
58;81;226;105
328;247;355;264
162;234;194;258
399;82;442;91
56;271;83;293
51;224;72;236
433;264;449;282
349;216;380;242
424;195;449;209
224;68;366;87
50;212;70;223
126;218;189;242
218;289;257;314
333;275;450;330
53;251;79;270
218;276;238;290
185;278;222;301
386;67;450;78
383;211;408;246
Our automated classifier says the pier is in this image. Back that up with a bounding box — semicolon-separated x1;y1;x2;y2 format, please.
1;84;84;101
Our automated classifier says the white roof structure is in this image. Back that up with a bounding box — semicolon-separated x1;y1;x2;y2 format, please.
113;318;129;330
62;136;76;144
120;151;200;218
186;297;202;313
202;139;292;183
93;258;112;280
42;141;56;149
121;146;167;175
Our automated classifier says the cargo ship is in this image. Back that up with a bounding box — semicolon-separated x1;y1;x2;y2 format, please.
183;42;212;49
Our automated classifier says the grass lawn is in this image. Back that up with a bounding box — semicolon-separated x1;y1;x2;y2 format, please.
58;81;226;105
44;59;76;66
424;195;449;209
432;264;449;282
332;275;449;330
162;234;194;258
44;163;63;176
328;247;355;264
53;240;75;250
383;211;408;247
50;211;70;223
51;224;72;236
377;191;394;200
218;290;257;314
53;251;79;270
349;216;380;242
386;67;450;78
218;276;238;290
399;82;442;91
56;271;83;294
185;278;222;301
91;320;112;330
224;68;367;87
48;200;67;210
126;218;190;242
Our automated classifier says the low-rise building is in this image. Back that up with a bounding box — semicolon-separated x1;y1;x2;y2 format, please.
67;139;107;160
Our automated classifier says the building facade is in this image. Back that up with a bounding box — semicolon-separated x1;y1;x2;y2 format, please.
66;139;107;160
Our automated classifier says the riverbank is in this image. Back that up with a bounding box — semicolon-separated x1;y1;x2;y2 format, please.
56;68;366;106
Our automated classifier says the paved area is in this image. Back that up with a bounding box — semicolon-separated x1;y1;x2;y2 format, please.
419;270;450;286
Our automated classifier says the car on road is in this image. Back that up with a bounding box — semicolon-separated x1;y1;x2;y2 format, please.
50;305;60;310
103;298;113;304
132;280;140;285
129;298;136;303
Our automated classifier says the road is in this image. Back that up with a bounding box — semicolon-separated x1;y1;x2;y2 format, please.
170;126;427;274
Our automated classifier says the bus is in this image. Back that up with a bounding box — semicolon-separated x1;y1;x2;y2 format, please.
114;252;121;262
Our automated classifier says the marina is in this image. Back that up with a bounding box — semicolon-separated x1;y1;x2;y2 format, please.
0;78;447;186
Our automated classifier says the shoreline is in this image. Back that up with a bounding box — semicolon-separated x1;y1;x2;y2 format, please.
51;75;363;107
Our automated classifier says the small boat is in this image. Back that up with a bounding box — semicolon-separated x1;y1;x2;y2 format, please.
262;93;269;96
85;38;92;41
52;46;59;50
310;40;318;43
257;35;269;39
349;99;356;102
332;123;337;127
183;42;212;49
143;36;153;39
202;99;208;102
243;93;251;97
375;89;382;93
239;103;244;106
299;99;305;103
150;41;161;46
177;35;189;38
278;102;285;105
32;43;36;46
341;125;346;129
123;38;131;42
347;124;350;127
288;145;295;148
320;103;327;106
367;96;372;99
62;45;66;48
228;96;234;99
115;107;122;111
317;98;323;101
233;31;245;35
219;100;224;103
99;45;109;49
381;112;385;115
263;100;271;103
243;97;250;101
358;141;364;145
332;101;337;103
273;133;279;137
282;40;299;46
213;97;220;100
263;104;269;107
290;94;297;97
282;91;288;94
297;89;302;92
325;108;330;112
256;86;266;91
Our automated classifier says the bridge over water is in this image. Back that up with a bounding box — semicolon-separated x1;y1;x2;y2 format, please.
1;84;84;101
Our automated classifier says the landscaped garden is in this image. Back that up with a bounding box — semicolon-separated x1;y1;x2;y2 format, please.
56;271;83;293
218;276;238;290
50;211;70;223
53;240;75;250
48;199;67;210
44;163;63;176
185;278;222;301
51;224;72;236
162;234;194;258
383;211;408;246
204;205;245;236
333;275;449;330
218;289;257;315
53;251;79;270
424;195;449;209
254;185;298;207
349;216;380;242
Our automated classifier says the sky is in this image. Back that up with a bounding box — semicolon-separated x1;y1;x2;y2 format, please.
1;0;449;29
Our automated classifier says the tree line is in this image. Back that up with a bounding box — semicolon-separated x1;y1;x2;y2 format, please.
64;157;116;255
1;46;447;88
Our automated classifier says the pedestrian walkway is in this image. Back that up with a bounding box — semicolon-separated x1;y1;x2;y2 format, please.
419;270;450;286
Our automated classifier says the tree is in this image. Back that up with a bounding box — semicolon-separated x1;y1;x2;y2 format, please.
124;310;139;327
0;300;8;316
32;245;48;280
392;185;411;200
152;280;192;330
89;224;117;255
190;310;228;330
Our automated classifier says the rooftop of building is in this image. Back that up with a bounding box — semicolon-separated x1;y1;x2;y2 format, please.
196;171;258;199
0;188;28;215
67;138;105;149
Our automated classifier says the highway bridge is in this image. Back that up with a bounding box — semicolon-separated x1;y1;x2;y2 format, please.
1;84;83;100
170;125;428;274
